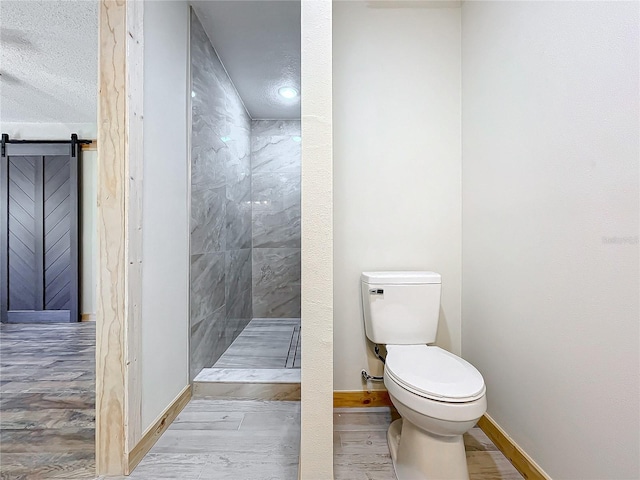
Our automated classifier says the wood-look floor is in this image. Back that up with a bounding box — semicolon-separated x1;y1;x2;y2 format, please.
334;407;524;480
0;322;95;480
109;400;301;480
0;322;521;480
117;401;521;480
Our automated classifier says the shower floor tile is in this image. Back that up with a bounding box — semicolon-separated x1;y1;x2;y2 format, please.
213;318;301;369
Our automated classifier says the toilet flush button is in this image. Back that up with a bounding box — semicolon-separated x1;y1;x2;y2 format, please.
369;289;384;295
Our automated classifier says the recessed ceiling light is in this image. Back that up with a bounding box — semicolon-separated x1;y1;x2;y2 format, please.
278;87;298;99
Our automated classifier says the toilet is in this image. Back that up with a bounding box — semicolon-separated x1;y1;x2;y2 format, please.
361;271;487;480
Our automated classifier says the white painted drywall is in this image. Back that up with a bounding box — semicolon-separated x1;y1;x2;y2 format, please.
333;1;462;391
300;1;333;478
141;0;190;431
461;2;639;478
1;123;97;140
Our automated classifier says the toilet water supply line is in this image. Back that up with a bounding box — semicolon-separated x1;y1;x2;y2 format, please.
361;345;386;383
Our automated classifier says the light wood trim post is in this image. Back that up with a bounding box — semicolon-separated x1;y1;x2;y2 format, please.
124;0;144;459
96;0;143;474
333;390;392;408
477;414;552;480
128;386;191;472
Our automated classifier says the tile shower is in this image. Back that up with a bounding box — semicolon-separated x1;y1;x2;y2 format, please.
251;120;301;319
190;10;301;382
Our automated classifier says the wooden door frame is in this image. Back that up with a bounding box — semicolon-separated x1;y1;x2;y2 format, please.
96;0;143;475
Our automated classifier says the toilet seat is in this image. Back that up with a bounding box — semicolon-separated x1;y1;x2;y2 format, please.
385;345;485;403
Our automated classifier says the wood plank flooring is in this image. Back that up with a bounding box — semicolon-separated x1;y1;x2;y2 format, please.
0;322;95;480
117;401;521;480
109;400;300;480
0;322;522;480
334;407;524;480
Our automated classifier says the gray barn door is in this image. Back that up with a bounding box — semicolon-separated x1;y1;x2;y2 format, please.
1;143;79;323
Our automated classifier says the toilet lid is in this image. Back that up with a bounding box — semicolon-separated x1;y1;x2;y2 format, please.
385;345;486;402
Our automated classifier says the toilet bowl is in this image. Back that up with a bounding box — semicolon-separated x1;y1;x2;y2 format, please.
384;345;486;480
360;271;487;480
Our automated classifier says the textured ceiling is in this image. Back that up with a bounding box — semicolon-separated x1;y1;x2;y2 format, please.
0;1;300;125
0;0;98;125
192;1;301;120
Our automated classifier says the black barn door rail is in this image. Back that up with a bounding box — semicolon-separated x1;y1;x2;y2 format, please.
1;134;92;157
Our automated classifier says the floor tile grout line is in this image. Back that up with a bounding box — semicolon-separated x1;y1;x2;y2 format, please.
291;326;301;369
237;413;245;431
284;325;297;368
194;453;212;480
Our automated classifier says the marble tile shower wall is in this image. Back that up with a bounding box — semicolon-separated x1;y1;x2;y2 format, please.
190;11;252;380
251;120;302;318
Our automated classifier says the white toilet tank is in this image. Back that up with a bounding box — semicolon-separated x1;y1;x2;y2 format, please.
361;271;442;345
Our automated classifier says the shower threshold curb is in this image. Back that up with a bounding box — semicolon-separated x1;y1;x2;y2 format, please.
193;368;301;401
195;367;301;383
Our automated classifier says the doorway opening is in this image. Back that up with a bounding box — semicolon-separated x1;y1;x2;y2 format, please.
0;135;97;479
1;136;88;323
188;3;302;402
0;0;99;476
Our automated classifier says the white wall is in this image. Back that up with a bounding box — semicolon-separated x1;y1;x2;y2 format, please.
1;123;97;140
461;2;639;478
333;1;462;391
141;0;190;431
300;2;333;476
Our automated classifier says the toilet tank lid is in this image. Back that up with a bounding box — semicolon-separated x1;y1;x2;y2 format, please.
361;271;441;285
